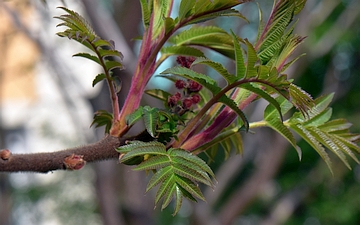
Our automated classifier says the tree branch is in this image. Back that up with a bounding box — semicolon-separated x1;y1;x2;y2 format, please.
0;135;122;173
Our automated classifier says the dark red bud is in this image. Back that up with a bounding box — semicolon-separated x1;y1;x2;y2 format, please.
175;80;186;89
176;56;187;67
174;92;182;100
182;98;193;109
168;92;182;107
168;96;177;107
188;80;202;92
191;94;201;104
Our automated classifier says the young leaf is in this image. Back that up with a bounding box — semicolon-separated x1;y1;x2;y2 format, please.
290;123;333;174
126;107;144;126
139;0;151;27
178;0;196;20
192;57;236;83
161;46;205;58
134;155;171;171
169;148;215;178
184;9;248;26
256;0;295;63
90;110;113;134
169;26;235;58
92;73;107;87
98;49;124;60
143;106;160;137
73;53;101;65
308;127;351;169
245;39;259;78
118;141;167;163
230;31;246;80
289;84;315;116
145;89;172;104
104;61;124;72
151;0;173;40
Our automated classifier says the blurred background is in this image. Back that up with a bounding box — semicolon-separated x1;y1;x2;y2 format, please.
0;0;359;224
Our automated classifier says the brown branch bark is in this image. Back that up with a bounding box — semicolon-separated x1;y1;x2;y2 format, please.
0;135;122;173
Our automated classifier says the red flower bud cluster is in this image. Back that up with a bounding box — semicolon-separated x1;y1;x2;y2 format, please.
168;56;203;112
167;92;201;110
175;79;203;92
176;56;196;68
168;92;182;107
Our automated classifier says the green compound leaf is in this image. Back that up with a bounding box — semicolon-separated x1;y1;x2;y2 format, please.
119;141;215;215
285;93;360;173
55;7;124;99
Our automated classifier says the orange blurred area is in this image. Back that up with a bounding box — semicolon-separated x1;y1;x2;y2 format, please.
0;0;38;103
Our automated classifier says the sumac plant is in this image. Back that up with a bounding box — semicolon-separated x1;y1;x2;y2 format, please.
1;0;359;215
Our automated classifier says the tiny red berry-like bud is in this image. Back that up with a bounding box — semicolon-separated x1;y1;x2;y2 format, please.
188;80;202;92
182;98;193;109
191;94;201;104
175;80;186;89
168;96;177;107
176;56;187;67
168;92;182;107
174;92;182;100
